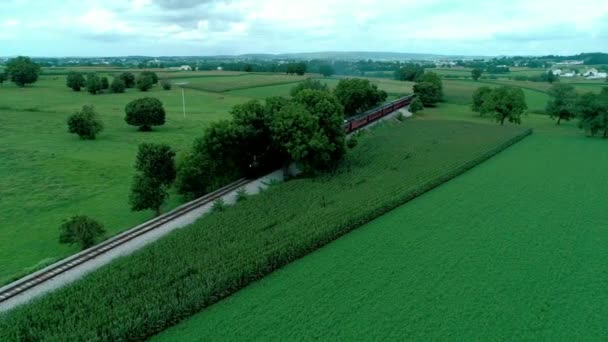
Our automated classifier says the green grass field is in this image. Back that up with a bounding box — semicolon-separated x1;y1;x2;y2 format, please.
155;102;608;341
176;74;306;92
0;113;529;340
0;71;414;285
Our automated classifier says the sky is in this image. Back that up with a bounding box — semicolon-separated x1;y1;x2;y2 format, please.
1;0;608;57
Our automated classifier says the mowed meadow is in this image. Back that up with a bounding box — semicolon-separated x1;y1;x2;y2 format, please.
156;86;608;341
0;71;413;284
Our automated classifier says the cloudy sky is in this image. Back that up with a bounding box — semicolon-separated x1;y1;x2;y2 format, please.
1;0;608;57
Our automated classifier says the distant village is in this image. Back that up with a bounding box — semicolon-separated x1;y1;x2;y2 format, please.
551;60;607;79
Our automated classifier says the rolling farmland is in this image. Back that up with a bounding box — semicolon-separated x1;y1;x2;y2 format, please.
0;118;530;341
155;108;608;341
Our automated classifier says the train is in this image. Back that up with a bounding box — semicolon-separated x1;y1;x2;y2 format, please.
343;94;416;133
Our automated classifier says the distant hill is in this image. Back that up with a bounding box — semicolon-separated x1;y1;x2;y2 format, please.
234;51;487;61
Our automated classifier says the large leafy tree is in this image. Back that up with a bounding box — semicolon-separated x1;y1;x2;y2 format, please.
334;78;387;116
484;86;528;125
0;72;6;86
86;73;102;95
67;105;104;140
125;97;166;131
111;78;126;93
577;89;608;137
546;84;578;125
59;216;105;250
140;71;158;84
6;56;41;87
129;143;176;216
471;86;494;115
118;72;136;88
319;64;335;77
136;74;154;91
413;72;443;107
394;63;424;81
293;89;346;169
66;71;86;91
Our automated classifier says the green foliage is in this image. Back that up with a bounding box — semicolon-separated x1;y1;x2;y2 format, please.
100;76;109;90
161;79;172;90
0;72;6;86
140;71;159;84
136;74;154;91
286;62;307;75
334;78;388;116
346;135;358;149
124;97;166;131
86;73;102;95
134;143;177;185
413;72;443;107
118;71;136;88
0;121;530;341
67;105;104;140
484;86;528;125
110;77;126;93
409;97;424;113
290;78;328;97
545;70;557;84
471;86;494;115
59;216;105;250
211;198;227;212
235;188;248;202
576;89;608;137
129;173;168;216
546;84;578;125
471;68;483;81
394;63;424;81
243;64;253;72
319;64;335;77
5;56;40;87
66;71;86;91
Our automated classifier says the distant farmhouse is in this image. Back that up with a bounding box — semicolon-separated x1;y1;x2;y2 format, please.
168;65;194;71
548;67;607;79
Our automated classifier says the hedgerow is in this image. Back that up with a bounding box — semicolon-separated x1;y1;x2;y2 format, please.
0;120;531;341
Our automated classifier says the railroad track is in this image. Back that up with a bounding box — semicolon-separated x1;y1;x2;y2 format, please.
0;178;250;304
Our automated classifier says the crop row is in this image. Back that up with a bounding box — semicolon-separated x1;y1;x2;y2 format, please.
0;120;531;341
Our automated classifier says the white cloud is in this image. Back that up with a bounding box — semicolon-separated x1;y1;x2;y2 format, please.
0;0;607;56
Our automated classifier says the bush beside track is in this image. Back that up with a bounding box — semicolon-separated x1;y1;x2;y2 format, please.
0;120;531;341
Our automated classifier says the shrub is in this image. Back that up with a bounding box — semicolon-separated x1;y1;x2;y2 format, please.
86;73;102;95
161;79;172;90
235;188;248;202
136;74;154;92
409;97;424;113
211;198;226;212
59;216;105;250
125;97;166;131
67;105;104;140
100;76;109;90
346;136;358;149
111;78;126;93
66;71;85;91
118;72;135;88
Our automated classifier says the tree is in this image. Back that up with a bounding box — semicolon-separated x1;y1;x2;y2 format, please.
111;78;126;93
546;84;578;125
409;97;424;113
67;105;104;140
286;62;307;75
334;78;387;116
483;86;528;125
546;70;557;84
413;72;443;107
134;143;176;185
576;90;608;137
59;216;105;250
130;143;176;216
140;71;159;84
471;86;494;114
319;64;335;77
118;72;136;88
161;79;171;90
86;73;102;95
471;68;483;81
293;89;346;170
243;64;253;72
66;71;86;91
5;56;41;87
269;102;328;177
125;97;166;131
394;63;424;81
129;174;169;217
136;74;154;91
290;79;328;97
0;72;6;86
100;76;109;90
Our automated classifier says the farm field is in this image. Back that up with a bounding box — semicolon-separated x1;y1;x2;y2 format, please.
155;106;608;341
0;71;414;286
0;117;530;341
175;73;306;92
